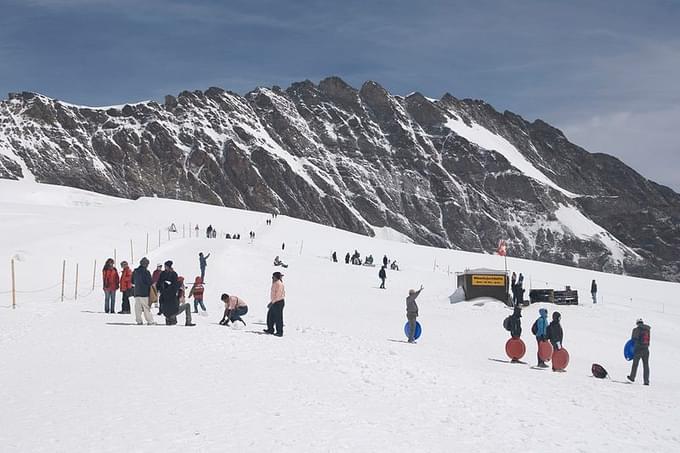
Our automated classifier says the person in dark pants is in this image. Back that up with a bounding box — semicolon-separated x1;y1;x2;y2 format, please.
383;255;388;267
546;311;564;371
534;308;549;367
591;279;598;304
508;306;522;339
406;286;424;343
378;265;387;289
345;252;350;264
264;272;285;336
199;252;210;281
158;260;195;326
119;261;133;314
332;251;337;262
628;319;651;385
220;293;248;326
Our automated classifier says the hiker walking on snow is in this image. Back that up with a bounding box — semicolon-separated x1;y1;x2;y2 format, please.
345;252;350;264
102;258;119;313
199;252;210;280
533;308;549;367
264;272;285;336
546;311;564;371
591;279;597;304
119;261;133;314
383;255;388;267
627;319;651;385
378;265;387;289
206;225;213;238
406;286;424;343
132;258;155;325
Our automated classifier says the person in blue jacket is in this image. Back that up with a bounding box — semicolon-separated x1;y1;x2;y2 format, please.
534;308;549;367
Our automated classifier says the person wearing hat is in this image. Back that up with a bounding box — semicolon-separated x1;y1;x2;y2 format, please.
628;318;651;385
406;285;424;343
158;260;195;326
132;257;155;325
118;261;133;314
546;311;564;371
264;272;285;336
102;258;119;313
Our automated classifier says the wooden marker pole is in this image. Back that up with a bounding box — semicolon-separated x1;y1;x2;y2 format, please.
11;258;16;309
130;239;134;263
74;263;79;301
92;259;97;291
158;230;161;247
146;233;149;254
183;224;186;238
61;260;66;302
114;248;117;264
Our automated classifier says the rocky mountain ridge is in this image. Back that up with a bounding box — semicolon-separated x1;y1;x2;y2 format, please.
1;77;679;281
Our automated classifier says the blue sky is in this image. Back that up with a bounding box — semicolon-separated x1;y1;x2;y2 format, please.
1;0;679;191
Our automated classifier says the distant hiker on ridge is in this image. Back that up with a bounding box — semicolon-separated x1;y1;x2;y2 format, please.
591;279;597;304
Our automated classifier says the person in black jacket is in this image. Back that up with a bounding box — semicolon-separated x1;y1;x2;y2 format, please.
158;260;195;326
508;306;522;338
546;311;564;371
132;257;155;325
378;266;387;289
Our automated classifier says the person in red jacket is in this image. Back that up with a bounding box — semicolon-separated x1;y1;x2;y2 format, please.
102;258;119;313
119;261;133;314
188;276;206;313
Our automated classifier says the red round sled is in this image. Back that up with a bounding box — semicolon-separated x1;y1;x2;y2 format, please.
538;340;554;362
505;337;526;360
552;348;570;370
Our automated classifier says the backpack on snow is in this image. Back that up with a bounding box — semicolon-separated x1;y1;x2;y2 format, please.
531;319;538;335
503;316;512;331
591;363;608;379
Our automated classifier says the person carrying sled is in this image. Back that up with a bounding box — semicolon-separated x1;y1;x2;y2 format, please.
158;261;195;326
132;257;155;325
119;261;133;314
264;272;285;336
220;293;248;326
102;258;119;313
189;276;206;313
627;318;651;385
505;305;522;339
533;308;549;367
546;311;564;371
406;286;424;343
378;265;387;289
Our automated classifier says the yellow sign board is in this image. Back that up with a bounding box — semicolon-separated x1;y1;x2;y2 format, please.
471;275;506;287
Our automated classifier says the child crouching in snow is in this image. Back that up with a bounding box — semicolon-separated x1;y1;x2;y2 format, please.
189;276;207;313
220;293;248;326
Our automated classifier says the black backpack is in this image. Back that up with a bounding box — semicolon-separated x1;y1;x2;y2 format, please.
592;363;608;379
503;316;512;331
531;319;538;335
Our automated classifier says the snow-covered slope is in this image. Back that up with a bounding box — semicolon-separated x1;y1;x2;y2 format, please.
1;180;679;452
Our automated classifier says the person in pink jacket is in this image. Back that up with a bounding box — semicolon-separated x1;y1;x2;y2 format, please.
264;271;285;336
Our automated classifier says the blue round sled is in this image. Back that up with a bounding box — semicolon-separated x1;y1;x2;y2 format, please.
624;339;635;361
404;321;422;340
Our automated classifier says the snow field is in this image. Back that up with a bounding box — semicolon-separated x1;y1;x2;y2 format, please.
1;179;679;452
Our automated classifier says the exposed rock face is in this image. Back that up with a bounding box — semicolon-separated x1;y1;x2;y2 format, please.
1;79;679;281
